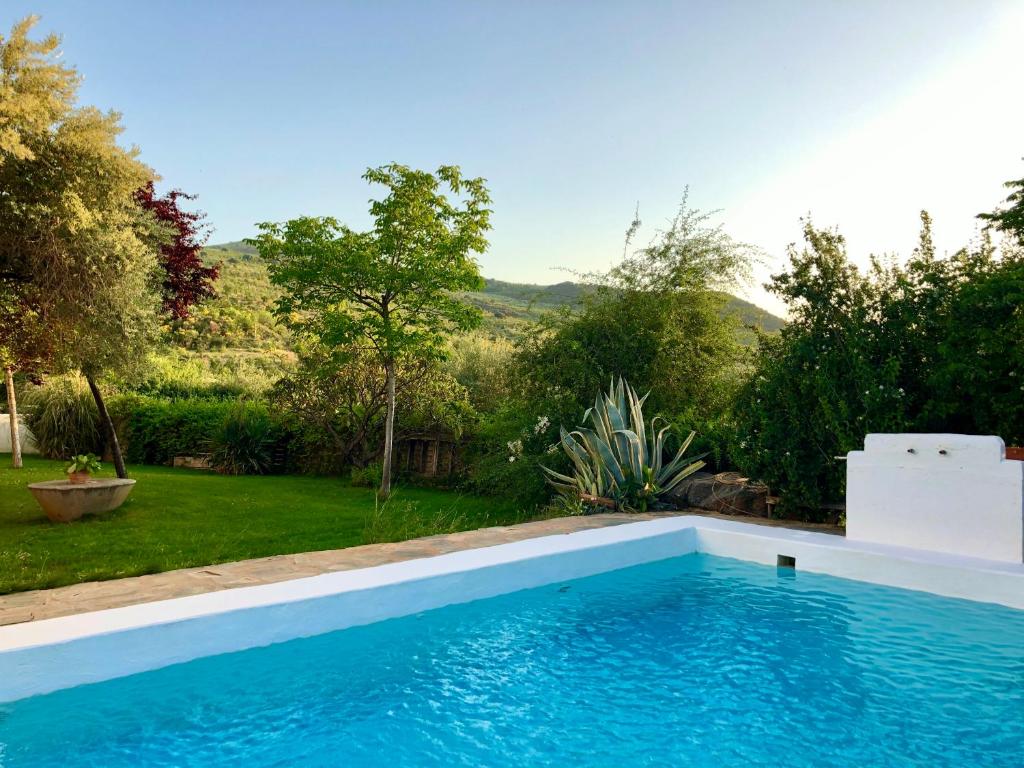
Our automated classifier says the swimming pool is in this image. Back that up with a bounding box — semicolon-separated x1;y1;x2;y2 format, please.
1;546;1022;766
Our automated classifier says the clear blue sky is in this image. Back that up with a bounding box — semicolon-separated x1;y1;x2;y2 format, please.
6;1;1023;312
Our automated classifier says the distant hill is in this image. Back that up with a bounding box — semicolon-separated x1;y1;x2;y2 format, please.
205;240;259;258
200;243;785;341
470;277;784;336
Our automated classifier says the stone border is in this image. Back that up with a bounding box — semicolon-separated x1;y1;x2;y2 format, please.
0;511;838;626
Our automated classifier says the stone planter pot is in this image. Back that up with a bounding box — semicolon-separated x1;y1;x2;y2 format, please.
28;478;137;523
66;471;91;485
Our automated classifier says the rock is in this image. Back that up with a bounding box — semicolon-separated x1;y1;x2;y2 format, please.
667;471;769;517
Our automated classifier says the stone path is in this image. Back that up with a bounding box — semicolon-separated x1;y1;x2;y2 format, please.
0;511;842;627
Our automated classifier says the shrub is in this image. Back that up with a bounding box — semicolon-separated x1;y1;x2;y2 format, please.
207;402;281;475
273;346;475;475
733;216;1024;519
544;378;706;512
459;400;569;509
446;332;516;411
350;462;383;488
22;376;102;459
111;396;240;465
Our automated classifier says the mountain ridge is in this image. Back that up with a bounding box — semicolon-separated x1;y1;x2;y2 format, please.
202;243;785;336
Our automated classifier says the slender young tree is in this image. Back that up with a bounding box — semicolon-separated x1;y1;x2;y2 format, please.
253;164;491;497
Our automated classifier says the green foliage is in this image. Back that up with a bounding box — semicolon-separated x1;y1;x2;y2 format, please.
350;462;383;488
734;215;1024;518
112;396;244;466
517;289;745;421
446;331;516;411
165;251;290;353
133;349;286;399
0;16;162;382
65;453;101;475
979;172;1024;246
252;164;490;363
544;379;706;512
253;163;492;496
272;345;475;474
22;376;101;459
207;402;280;475
459;400;567;509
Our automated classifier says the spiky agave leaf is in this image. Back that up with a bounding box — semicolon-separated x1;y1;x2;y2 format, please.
542;378;705;511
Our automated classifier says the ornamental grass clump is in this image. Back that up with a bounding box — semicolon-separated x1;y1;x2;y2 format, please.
543;378;706;512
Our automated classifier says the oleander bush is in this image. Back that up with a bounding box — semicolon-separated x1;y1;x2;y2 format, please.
733;216;1024;519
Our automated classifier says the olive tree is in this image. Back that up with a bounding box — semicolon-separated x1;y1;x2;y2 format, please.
253;164;491;497
0;16;164;477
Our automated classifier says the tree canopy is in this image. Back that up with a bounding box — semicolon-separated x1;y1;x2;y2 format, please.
253;163;492;495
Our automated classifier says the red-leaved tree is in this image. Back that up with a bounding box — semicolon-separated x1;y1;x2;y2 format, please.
135;181;219;319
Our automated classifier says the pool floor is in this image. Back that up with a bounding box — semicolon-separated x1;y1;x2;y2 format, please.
1;553;1022;766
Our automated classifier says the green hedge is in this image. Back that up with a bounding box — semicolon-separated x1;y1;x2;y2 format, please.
111;396;244;466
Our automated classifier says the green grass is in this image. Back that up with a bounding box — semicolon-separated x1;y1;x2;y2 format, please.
0;455;535;595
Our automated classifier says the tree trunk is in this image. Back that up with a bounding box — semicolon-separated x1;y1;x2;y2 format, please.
86;374;127;478
4;366;22;469
379;359;397;499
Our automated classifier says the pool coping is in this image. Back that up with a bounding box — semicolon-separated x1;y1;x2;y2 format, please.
0;510;839;627
0;514;1021;703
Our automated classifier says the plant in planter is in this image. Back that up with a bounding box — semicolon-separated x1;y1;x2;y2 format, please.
65;453;101;485
543;378;706;512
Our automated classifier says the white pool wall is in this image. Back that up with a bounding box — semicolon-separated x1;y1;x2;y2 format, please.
2;515;1023;704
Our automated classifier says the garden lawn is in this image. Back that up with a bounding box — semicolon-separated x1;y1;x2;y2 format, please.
0;455;533;595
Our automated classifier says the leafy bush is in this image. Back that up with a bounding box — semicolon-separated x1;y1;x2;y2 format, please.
544;378;706;512
22;376;102;459
734;216;1024;518
112;396;240;465
350;462;383;488
459;400;567;508
273;346;475;475
130;350;285;399
446;331;516;411
207;402;281;475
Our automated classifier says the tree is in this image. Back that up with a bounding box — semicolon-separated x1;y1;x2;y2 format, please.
0;16;162;478
273;343;475;474
135;181;219;319
253;164;491;497
979;169;1024;245
517;194;753;446
734;209;1024;519
0;284;47;468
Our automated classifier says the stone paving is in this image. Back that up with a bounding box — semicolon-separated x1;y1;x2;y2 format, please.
0;511;842;627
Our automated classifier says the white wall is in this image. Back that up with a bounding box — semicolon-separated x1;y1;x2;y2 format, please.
847;434;1024;563
0;414;38;455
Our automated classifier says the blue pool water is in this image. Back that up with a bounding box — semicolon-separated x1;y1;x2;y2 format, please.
1;554;1023;767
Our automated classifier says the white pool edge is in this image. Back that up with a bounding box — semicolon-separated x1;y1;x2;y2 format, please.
1;515;1022;703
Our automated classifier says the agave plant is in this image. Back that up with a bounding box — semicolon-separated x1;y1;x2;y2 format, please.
543;378;706;512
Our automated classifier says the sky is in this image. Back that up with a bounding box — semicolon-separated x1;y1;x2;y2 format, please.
6;0;1024;315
